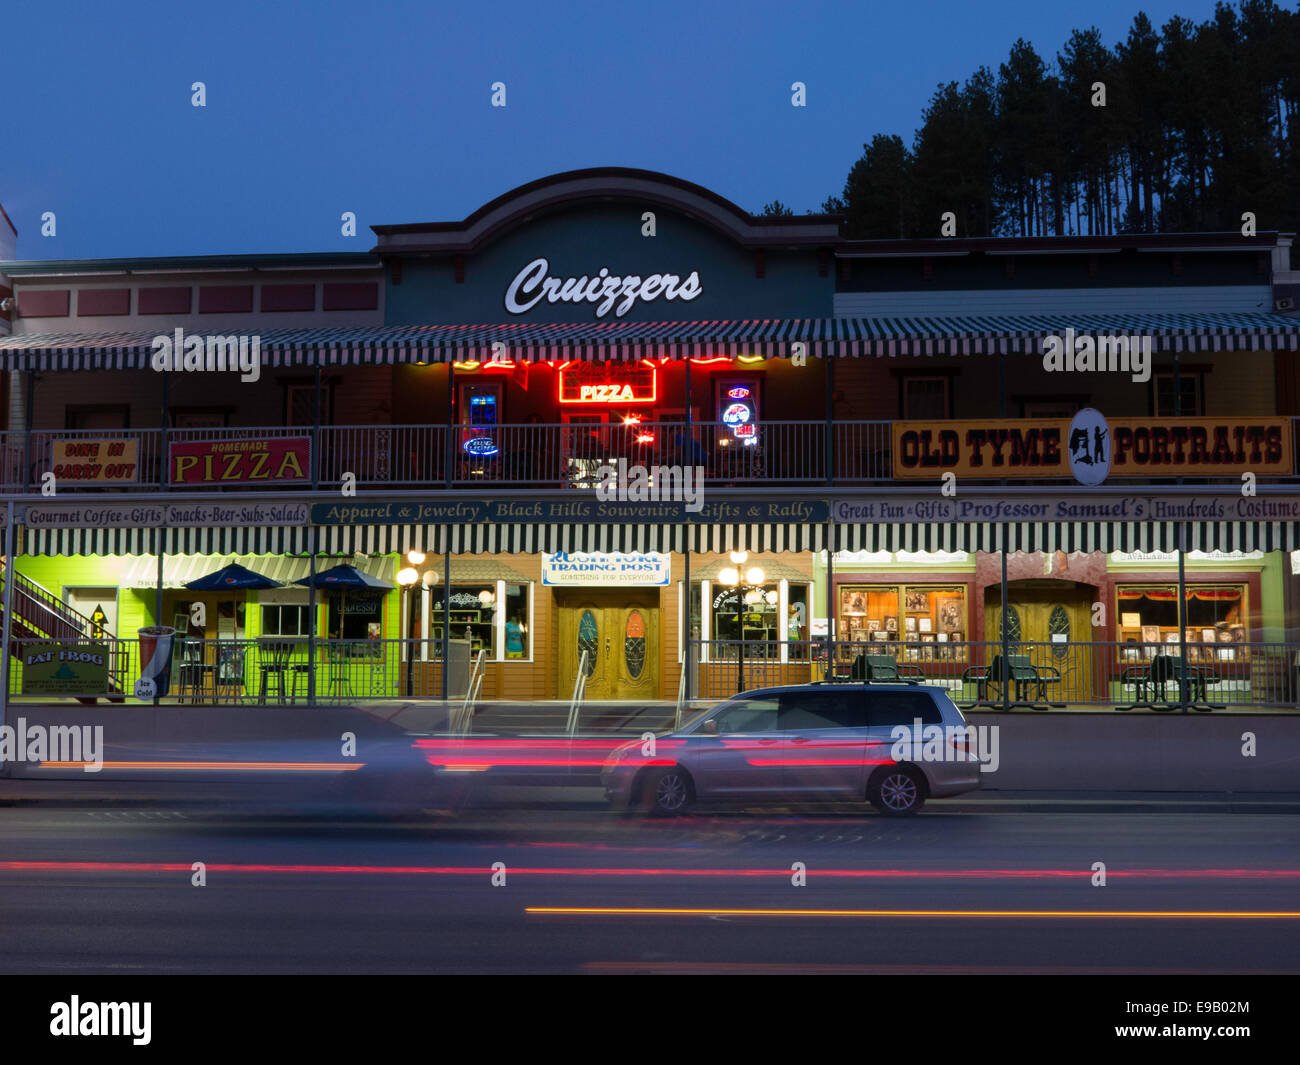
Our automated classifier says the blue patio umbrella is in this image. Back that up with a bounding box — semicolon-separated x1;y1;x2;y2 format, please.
294;564;395;638
184;562;284;591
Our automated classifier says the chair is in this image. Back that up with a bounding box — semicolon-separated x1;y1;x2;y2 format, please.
851;653;924;683
964;653;1062;710
215;645;246;704
176;638;214;704
257;641;293;704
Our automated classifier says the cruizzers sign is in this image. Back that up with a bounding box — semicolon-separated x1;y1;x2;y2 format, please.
892;418;1293;479
169;437;311;485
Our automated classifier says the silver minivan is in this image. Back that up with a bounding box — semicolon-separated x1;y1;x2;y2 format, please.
601;683;982;816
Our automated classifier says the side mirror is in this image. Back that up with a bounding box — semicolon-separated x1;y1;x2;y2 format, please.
700;719;720;735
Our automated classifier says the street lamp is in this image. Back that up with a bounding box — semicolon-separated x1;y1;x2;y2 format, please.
717;559;765;693
397;567;418;697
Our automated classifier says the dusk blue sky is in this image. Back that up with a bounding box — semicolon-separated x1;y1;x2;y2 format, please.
4;0;1227;260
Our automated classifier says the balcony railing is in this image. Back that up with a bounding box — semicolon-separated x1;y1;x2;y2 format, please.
686;639;1300;709
3;418;1298;492
6;636;1299;709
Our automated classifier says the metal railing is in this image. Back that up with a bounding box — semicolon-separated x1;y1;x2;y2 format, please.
454;649;487;733
685;638;1300;710
566;650;590;734
6;634;1299;710
8;418;1300;492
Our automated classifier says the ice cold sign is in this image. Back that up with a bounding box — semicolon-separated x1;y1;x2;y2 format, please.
504;257;702;319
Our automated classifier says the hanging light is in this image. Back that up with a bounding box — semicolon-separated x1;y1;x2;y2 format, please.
717;567;739;586
745;566;765;586
729;551;748;565
407;550;426;565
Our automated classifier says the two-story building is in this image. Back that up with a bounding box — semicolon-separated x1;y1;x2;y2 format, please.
1;167;1298;709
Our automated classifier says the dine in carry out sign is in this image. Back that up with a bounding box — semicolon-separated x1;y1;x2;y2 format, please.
891;417;1292;480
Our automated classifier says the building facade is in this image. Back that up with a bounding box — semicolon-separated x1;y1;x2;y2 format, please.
1;168;1299;709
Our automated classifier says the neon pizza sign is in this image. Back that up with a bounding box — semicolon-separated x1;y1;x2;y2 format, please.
558;361;658;405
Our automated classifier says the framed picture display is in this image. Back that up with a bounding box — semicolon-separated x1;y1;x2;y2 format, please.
905;616;918;632
1201;629;1217;643
1141;625;1160;644
866;619;880;632
884;616;898;633
918;617;933;633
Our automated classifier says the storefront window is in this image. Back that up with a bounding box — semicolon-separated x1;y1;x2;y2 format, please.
1116;583;1248;661
502;583;530;660
328;592;384;657
838;583;968;663
697;581;810;660
262;604;312;637
432;586;498;659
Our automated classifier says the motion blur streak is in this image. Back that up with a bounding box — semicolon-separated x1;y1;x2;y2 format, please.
2;861;1298;880
528;906;1300;919
35;761;365;772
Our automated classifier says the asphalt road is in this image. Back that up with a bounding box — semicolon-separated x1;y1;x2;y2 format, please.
1;803;1297;974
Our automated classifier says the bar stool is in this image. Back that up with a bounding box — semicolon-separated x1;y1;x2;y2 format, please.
257;640;292;704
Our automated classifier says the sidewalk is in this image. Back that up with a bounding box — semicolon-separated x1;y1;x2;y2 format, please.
2;777;1299;813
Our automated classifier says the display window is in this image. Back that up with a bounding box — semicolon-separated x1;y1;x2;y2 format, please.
328;592;384;658
695;581;811;660
838;583;968;663
431;586;498;658
1116;583;1248;662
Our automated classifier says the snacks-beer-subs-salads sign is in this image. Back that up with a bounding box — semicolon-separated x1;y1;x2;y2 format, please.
169;437;311;485
891;418;1292;480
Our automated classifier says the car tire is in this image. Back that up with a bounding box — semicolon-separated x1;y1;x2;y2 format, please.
868;766;926;816
640;766;695;817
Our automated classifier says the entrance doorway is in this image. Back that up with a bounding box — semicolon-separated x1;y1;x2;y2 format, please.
983;579;1097;703
556;589;660;700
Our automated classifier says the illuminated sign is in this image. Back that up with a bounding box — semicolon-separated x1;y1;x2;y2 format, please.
462;436;500;457
504;258;702;319
558;361;657;404
727;386;751;400
722;402;751;427
891;418;1293;479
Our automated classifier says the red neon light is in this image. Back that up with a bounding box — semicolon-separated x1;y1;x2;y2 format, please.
557;360;658;405
690;357;732;365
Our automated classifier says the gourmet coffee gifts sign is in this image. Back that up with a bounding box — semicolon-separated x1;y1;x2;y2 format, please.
891;418;1293;480
169;437;311;485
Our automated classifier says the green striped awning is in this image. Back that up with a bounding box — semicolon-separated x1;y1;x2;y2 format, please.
834;521;1300;553
21;521;829;557
2;311;1297;369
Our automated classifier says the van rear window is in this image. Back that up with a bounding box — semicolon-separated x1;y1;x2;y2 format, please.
866;692;943;727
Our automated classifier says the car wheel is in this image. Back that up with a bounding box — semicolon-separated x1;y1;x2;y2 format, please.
642;766;694;816
868;766;926;816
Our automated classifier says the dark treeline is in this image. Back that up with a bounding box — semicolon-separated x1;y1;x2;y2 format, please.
771;1;1300;237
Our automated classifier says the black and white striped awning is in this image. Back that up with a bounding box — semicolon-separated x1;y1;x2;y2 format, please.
2;311;1298;369
833;521;1300;553
21;521;828;556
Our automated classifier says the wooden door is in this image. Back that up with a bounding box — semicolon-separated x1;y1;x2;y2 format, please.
984;581;1095;703
557;590;659;700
